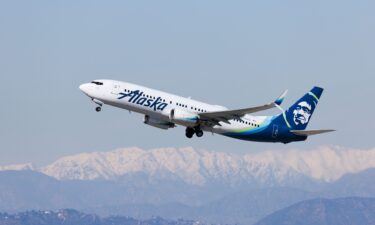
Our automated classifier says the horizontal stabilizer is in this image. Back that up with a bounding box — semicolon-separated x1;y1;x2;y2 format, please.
291;129;335;136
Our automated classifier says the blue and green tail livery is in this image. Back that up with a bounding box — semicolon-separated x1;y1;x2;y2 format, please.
284;87;323;130
223;87;333;143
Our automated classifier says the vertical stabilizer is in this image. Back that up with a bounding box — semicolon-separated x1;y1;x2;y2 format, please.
283;87;324;130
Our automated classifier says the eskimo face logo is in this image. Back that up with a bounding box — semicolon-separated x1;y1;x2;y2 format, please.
117;90;168;111
293;101;312;125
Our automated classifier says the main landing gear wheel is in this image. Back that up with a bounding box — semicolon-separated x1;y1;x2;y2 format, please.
185;127;195;138
195;129;204;138
95;107;102;112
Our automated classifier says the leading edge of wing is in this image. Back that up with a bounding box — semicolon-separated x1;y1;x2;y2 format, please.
199;90;288;124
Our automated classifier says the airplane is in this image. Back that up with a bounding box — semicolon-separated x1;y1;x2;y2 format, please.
79;80;334;144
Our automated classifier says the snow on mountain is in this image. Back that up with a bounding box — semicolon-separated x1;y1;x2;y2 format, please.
39;146;375;185
0;163;34;171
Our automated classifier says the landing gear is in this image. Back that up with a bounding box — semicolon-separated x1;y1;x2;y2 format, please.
195;128;204;137
92;98;103;112
185;127;204;138
185;127;195;138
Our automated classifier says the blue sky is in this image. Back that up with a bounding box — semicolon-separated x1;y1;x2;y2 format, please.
0;0;374;166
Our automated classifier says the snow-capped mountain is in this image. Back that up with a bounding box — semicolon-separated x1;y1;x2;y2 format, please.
36;146;375;186
0;163;35;171
0;147;374;224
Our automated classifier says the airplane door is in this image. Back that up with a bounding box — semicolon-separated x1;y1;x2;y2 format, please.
111;82;120;95
272;125;278;138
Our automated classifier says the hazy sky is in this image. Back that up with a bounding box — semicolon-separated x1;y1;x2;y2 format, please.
0;0;374;166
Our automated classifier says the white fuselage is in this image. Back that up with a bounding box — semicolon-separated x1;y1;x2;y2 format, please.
79;79;269;137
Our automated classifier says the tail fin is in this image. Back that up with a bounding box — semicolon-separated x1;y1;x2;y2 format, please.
284;87;324;130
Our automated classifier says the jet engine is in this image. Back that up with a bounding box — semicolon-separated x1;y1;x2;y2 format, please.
144;115;175;130
169;108;199;126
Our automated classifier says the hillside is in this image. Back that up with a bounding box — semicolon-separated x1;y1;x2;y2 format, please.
255;197;375;225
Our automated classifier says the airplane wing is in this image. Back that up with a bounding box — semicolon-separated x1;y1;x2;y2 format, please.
199;90;288;125
291;129;336;136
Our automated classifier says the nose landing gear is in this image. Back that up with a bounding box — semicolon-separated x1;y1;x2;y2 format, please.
92;98;104;112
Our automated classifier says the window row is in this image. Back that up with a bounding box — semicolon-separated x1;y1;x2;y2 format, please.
175;102;207;113
123;89;208;113
234;119;260;127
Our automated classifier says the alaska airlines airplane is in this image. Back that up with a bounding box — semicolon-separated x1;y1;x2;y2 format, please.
79;80;334;143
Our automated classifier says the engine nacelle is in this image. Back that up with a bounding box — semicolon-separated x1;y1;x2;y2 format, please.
144;115;175;130
169;108;199;126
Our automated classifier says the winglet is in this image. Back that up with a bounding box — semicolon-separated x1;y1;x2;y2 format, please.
274;90;288;106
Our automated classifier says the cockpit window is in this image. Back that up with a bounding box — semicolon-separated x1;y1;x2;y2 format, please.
91;81;103;85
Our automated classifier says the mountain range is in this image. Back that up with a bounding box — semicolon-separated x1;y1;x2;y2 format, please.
0;146;374;224
6;146;375;187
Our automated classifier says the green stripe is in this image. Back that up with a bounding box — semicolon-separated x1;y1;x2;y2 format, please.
275;104;291;128
283;112;291;128
308;92;319;102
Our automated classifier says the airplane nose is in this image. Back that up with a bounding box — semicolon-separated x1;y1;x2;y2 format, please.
79;83;90;94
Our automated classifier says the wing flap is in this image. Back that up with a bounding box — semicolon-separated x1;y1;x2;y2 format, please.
291;129;336;136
